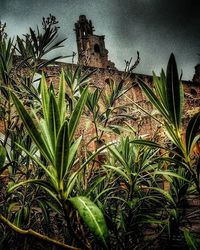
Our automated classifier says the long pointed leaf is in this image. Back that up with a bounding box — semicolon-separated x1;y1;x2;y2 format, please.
69;86;88;142
186;112;200;155
16;143;57;187
48;93;60;152
166;53;183;128
69;196;109;248
40;73;50;122
8;179;60;205
64;136;82;178
138;77;170;121
11;92;54;164
56;121;69;183
57;70;66;123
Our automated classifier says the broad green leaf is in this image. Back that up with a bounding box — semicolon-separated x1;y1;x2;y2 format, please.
69;196;109;248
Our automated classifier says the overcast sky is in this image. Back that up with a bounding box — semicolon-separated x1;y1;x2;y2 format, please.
1;0;200;80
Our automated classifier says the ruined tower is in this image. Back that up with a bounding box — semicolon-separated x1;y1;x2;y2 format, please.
74;15;115;69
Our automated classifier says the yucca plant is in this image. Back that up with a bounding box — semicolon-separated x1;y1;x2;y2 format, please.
137;53;200;194
8;71;109;248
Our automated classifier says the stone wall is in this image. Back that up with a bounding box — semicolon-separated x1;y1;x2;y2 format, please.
39;61;200;151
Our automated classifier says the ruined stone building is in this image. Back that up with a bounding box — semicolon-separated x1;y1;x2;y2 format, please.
39;15;200;147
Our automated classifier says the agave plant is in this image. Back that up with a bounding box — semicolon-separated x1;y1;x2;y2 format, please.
8;71;109;248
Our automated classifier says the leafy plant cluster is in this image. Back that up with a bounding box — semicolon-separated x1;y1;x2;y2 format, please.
0;15;200;250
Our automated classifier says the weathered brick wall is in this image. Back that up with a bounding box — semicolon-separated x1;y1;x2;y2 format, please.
9;59;200;151
40;62;200;149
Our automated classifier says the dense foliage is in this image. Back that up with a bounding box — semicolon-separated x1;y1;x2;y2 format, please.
0;16;199;250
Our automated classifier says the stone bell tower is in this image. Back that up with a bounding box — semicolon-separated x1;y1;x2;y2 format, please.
74;15;115;69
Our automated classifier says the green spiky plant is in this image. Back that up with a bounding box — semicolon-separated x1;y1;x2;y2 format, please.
137;53;200;194
64;65;96;113
15;14;67;81
0;32;17;147
85;78;135;152
8;72;109;249
135;53;200;248
102;135;189;249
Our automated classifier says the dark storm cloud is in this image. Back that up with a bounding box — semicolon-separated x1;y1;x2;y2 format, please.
111;0;200;78
0;0;200;79
115;0;200;40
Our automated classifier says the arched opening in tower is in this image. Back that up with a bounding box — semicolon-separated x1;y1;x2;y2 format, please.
191;88;197;96
94;44;100;53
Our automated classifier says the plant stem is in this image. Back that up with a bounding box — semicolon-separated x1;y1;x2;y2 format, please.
0;214;80;250
124;94;164;125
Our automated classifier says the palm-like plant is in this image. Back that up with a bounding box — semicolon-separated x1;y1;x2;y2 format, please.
138;53;200;194
9;72;109;248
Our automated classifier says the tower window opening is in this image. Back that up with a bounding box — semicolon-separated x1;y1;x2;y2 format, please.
191;88;197;96
94;44;100;53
